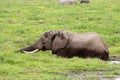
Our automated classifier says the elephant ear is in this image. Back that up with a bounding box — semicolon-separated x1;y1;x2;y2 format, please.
52;31;69;51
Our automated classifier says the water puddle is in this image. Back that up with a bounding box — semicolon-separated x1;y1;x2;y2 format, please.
67;56;120;80
67;72;120;80
109;56;120;64
115;77;120;80
109;61;120;64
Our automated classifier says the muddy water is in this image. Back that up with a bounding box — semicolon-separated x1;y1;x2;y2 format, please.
67;71;120;80
116;77;120;80
109;56;120;64
110;56;120;61
67;56;120;80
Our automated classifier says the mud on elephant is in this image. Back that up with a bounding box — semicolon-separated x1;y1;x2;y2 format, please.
16;30;110;61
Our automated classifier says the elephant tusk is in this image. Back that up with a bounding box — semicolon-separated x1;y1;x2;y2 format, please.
22;49;39;53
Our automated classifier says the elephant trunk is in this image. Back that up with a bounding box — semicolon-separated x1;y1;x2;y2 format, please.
21;39;44;53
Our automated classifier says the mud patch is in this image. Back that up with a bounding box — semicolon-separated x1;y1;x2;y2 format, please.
67;71;119;80
109;61;120;64
110;56;120;61
116;77;120;80
67;56;120;80
109;56;120;64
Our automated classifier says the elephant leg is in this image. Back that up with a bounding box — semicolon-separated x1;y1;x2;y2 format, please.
100;53;110;61
57;52;68;58
56;49;69;58
52;50;57;55
94;51;109;61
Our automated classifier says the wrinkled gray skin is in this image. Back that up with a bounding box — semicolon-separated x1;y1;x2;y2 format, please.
80;0;90;3
59;0;77;5
17;30;109;61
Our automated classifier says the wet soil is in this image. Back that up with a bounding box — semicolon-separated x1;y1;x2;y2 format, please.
67;71;120;80
110;56;120;61
67;56;120;80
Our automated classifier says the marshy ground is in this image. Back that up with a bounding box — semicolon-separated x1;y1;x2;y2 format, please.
0;0;120;79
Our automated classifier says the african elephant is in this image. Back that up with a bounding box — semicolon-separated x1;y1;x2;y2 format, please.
80;0;90;3
59;0;77;5
16;30;109;61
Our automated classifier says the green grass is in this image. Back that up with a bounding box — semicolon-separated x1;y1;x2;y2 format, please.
0;0;120;79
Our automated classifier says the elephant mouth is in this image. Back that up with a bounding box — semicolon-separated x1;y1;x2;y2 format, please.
42;46;46;51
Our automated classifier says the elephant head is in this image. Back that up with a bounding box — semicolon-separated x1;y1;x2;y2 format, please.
17;30;58;53
16;30;69;53
52;30;69;52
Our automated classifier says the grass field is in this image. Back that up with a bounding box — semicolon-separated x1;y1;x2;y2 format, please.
0;0;120;79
